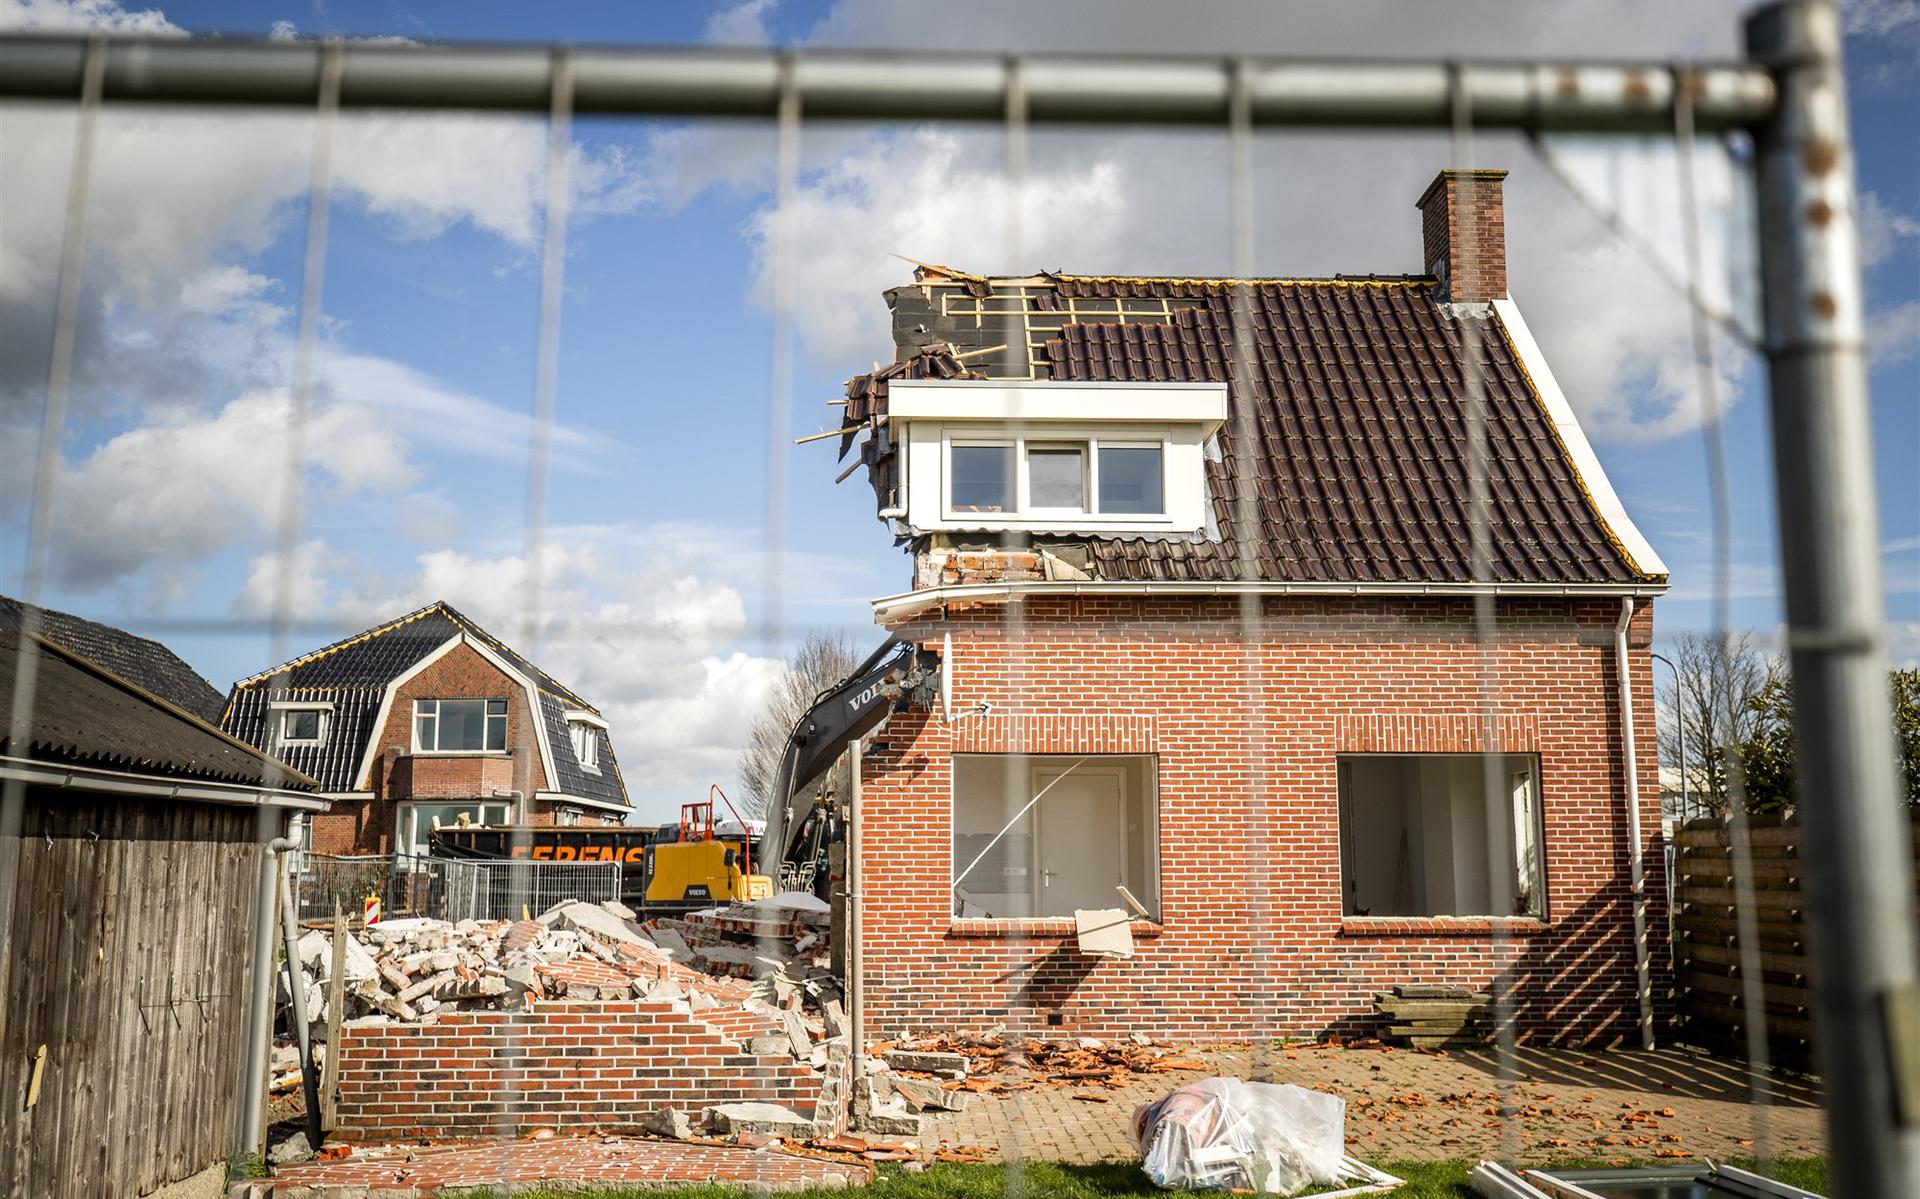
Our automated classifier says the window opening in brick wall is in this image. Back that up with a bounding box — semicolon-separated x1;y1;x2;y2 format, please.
414;697;508;752
397;800;512;858
1336;753;1544;919
952;753;1158;919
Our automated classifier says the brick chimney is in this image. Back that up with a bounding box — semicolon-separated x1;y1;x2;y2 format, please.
1416;168;1509;303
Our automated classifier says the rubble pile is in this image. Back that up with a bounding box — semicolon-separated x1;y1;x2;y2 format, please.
277;896;908;1148
864;1032;1210;1104
282;897;841;1031
646;891;836;1007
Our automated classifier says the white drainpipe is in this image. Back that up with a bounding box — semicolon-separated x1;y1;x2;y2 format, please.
1615;596;1656;1050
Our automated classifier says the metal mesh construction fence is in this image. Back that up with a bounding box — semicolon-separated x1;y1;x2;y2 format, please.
289;853;620;924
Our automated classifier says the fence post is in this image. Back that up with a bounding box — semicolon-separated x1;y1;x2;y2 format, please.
1746;3;1920;1194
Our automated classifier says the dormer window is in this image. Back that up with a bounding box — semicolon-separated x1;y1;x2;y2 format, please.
891;380;1221;534
947;436;1166;520
269;700;332;749
564;710;608;773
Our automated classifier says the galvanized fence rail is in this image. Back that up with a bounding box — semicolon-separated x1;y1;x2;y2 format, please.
290;853;621;924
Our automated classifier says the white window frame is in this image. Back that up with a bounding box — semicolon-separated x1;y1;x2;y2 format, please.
269;700;333;749
941;432;1168;523
412;697;509;755
563;709;607;774
395;800;512;859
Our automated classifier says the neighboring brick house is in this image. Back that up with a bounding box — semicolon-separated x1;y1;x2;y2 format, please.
222;601;629;854
832;169;1669;1046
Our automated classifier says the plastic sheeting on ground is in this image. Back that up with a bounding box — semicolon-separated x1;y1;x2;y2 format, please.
1131;1077;1404;1196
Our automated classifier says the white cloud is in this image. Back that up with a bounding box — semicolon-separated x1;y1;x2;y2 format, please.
237;535;787;820
1868;300;1920;364
706;0;1770;443
705;0;781;45
1860;191;1920;267
0;0;174;32
1843;0;1920;37
45;388;414;590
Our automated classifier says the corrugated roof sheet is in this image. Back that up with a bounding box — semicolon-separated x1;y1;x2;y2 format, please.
0;596;226;723
1;633;319;790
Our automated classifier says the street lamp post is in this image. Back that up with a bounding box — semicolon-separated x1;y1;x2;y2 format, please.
1650;651;1691;821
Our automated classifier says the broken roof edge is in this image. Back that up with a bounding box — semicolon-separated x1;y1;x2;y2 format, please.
869;577;1669;624
898;264;1435;290
1491;298;1669;583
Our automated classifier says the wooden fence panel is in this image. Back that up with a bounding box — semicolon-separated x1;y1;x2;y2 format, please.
1671;811;1920;1076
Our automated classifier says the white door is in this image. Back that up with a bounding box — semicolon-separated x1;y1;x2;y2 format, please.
1032;766;1125;915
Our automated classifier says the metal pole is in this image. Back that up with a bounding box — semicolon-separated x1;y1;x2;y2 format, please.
0;35;1774;133
1746;4;1920;1195
241;813;296;1157
1650;651;1690;820
278;851;324;1151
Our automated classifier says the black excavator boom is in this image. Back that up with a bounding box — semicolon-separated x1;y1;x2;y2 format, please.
762;636;938;891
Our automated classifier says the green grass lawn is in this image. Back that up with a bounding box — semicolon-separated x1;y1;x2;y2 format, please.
471;1155;1830;1198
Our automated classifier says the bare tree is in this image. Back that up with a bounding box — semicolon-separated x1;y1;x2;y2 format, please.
1656;630;1776;814
737;631;862;818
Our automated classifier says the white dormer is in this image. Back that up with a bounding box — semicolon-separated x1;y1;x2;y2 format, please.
888;379;1227;535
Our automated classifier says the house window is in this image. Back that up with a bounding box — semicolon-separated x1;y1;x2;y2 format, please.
414;698;508;752
569;721;599;770
1336;754;1545;919
950;443;1014;512
1098;444;1164;514
1027;443;1087;512
396;800;511;859
951;754;1158;920
274;705;329;748
945;436;1165;520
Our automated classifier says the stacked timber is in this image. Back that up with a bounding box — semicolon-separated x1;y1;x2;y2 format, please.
1373;985;1493;1048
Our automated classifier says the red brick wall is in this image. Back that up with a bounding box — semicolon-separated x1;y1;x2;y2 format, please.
333;1001;820;1140
856;594;1665;1045
312;641;559;855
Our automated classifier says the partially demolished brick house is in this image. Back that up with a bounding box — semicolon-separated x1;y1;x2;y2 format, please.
833;170;1669;1044
222;600;629;854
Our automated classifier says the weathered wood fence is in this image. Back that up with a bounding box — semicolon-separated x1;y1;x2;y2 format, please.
1671;811;1920;1074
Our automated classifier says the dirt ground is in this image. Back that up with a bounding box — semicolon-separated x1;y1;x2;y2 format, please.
919;1042;1826;1167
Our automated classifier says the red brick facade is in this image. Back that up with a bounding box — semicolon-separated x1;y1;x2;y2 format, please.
855;594;1665;1045
334;1001;821;1141
307;641;610;855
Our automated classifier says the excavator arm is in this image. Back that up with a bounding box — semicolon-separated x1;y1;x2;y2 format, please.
762;636;939;890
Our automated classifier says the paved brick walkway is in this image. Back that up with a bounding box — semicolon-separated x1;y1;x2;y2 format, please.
922;1044;1827;1167
266;1136;871;1195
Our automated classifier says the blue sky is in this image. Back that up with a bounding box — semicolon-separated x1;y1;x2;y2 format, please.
1;0;1915;820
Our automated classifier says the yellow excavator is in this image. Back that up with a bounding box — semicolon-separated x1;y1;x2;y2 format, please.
640;787;774;910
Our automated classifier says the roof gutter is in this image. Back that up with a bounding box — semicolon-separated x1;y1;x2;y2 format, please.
0;755;328;811
533;790;635;816
872;578;1670;623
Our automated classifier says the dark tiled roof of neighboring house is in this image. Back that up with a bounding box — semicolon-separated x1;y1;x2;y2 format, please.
1;633;319;791
221;601;627;806
847;271;1655;586
0;596;227;723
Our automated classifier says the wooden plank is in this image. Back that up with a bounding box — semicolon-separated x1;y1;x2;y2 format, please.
1682;940;1813;976
1674;884;1802;911
322;906;347;1133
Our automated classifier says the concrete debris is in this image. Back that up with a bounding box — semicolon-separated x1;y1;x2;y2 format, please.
882;1049;969;1078
266;1131;311;1165
889;1074;969;1113
640;1108;695;1140
704;1102;815;1137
